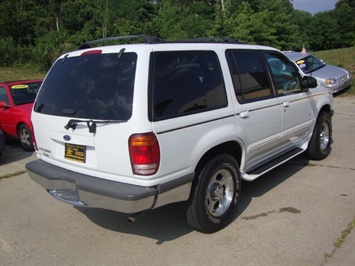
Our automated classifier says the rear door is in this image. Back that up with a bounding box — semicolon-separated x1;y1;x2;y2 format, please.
149;50;234;177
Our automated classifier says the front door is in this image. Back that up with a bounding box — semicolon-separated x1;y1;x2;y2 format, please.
263;51;314;150
226;50;283;173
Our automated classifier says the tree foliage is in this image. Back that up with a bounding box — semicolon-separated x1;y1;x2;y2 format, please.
0;0;353;71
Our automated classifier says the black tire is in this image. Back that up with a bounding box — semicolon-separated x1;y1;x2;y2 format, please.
18;124;34;151
307;112;332;160
183;154;241;233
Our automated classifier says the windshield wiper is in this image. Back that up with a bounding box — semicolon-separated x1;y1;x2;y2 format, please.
64;119;122;133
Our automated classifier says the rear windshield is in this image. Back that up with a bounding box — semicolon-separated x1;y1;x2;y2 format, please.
34;52;137;120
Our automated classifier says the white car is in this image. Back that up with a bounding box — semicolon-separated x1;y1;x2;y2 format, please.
26;36;333;233
284;51;352;93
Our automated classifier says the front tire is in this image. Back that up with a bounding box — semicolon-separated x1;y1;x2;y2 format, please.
307;112;332;160
183;154;241;233
18;124;34;151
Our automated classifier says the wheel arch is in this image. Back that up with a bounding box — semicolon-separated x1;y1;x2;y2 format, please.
195;141;242;175
16;121;28;133
319;104;333;117
317;103;333;131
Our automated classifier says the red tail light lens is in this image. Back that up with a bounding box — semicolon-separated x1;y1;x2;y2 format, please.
129;133;160;175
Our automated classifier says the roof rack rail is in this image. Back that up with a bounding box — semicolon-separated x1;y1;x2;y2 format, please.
179;37;244;44
78;35;164;49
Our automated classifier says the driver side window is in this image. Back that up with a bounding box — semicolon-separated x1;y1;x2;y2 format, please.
264;52;302;95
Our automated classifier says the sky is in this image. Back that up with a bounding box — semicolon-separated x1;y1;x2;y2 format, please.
291;0;339;14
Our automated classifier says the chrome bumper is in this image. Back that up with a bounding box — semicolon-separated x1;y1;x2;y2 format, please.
26;160;193;214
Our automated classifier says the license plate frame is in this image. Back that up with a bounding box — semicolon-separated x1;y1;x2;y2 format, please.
65;143;86;163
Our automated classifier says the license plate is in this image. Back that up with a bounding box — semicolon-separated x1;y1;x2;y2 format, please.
344;80;349;87
65;143;86;163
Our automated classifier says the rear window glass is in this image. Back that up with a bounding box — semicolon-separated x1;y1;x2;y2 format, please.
34;52;137;120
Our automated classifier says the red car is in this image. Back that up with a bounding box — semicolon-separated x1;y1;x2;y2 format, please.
0;80;42;151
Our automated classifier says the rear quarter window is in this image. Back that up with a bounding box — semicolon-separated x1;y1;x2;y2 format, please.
34;52;137;121
149;51;227;121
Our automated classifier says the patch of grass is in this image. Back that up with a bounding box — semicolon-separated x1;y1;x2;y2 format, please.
323;218;355;263
0;66;45;82
0;170;27;180
313;47;355;96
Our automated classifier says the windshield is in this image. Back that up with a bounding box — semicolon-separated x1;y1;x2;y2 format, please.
294;55;325;74
11;82;41;105
34;52;137;121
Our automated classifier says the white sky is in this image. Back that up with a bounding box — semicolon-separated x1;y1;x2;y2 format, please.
291;0;339;14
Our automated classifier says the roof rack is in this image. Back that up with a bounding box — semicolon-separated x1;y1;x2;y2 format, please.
78;36;244;49
179;37;244;44
78;35;164;49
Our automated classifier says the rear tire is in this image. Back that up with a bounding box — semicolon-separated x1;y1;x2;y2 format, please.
183;154;241;233
307;112;332;160
18;124;34;151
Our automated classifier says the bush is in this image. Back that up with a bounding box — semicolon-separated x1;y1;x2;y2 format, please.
0;37;16;66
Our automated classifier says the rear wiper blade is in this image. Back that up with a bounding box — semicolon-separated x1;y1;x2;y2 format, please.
64;119;122;133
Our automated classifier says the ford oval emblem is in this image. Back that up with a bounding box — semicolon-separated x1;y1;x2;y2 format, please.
63;135;71;141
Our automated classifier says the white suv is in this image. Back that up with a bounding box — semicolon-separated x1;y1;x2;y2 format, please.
26;36;333;233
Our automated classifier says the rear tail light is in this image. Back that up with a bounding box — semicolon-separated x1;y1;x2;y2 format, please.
129;133;160;175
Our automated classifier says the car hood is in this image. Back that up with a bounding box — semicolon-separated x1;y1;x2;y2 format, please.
311;64;348;79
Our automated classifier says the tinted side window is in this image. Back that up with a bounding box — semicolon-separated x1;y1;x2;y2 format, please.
34;53;137;120
0;87;9;105
151;51;227;120
263;52;303;95
226;50;272;103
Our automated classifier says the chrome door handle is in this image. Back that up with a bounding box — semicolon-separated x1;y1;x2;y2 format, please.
240;111;249;118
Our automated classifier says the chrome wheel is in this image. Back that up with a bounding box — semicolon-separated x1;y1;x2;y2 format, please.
184;154;241;233
319;122;330;151
307;112;332;160
19;128;31;148
206;169;235;217
18;124;34;151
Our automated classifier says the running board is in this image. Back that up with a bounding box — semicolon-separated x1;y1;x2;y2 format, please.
242;147;304;181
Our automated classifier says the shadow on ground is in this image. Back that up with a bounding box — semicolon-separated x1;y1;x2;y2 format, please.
75;155;310;243
0;139;33;167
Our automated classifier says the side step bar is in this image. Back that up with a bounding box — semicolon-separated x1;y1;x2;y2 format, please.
242;147;303;181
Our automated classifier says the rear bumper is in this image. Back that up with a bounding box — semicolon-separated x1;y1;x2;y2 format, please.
26;160;193;214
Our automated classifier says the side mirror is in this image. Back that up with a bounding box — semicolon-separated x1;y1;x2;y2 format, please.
0;101;9;108
303;76;317;88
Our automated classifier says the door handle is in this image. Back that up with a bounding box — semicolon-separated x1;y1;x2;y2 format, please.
240;111;249;118
283;101;290;107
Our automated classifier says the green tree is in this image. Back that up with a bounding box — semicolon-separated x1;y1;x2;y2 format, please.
153;0;214;40
334;0;355;47
308;11;342;50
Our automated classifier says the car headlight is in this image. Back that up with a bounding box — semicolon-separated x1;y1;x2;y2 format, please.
326;78;336;85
